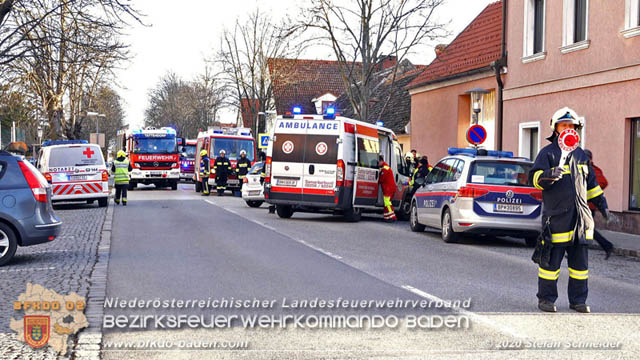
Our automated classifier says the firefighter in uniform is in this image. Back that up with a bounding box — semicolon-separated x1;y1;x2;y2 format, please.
112;150;132;205
214;149;232;196
530;107;611;313
378;155;397;222
236;150;251;183
199;150;211;196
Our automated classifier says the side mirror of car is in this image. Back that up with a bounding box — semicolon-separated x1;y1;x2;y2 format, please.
415;177;426;186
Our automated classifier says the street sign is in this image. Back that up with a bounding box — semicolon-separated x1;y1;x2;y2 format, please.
558;128;580;165
466;125;487;145
259;133;269;149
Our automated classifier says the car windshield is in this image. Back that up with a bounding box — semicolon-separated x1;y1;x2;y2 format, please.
181;144;196;158
469;161;532;186
49;146;105;167
212;139;255;161
248;162;264;175
132;137;177;154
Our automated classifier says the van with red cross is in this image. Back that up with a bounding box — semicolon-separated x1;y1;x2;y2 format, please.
37;140;110;207
264;108;412;221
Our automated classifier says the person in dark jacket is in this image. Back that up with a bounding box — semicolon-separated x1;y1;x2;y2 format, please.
530;107;613;314
409;156;432;198
199;150;211;196
584;149;615;259
236;150;251;181
214;150;232;196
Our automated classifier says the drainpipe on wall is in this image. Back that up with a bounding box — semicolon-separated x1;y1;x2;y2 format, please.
492;0;508;151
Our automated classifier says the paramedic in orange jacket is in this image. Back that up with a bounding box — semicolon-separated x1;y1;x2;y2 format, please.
378;155;397;222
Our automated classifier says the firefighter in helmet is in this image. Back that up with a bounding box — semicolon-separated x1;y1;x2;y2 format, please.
112;150;132;205
236;149;251;183
199;149;211;196
214;149;232;196
530;107;612;313
378;154;397;222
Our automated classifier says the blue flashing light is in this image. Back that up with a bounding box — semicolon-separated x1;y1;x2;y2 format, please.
292;106;302;114
42;140;88;147
213;130;223;134
376;121;384;127
241;132;251;136
487;150;513;158
326;107;335;115
448;147;478;156
447;147;513;158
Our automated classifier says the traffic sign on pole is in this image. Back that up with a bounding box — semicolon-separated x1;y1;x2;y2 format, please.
259;133;269;149
466;125;487;145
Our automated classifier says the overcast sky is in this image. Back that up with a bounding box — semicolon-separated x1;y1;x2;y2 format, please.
116;0;495;128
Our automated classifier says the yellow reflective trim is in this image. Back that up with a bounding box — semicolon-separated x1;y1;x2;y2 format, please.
560;165;571;175
538;268;560;276
533;170;544;190
538;268;560;280
568;268;588;275
551;231;574;243
585;229;594;240
587;186;604;200
569;274;588;280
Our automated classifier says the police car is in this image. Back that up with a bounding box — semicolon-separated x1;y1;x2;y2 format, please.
37;140;110;207
409;148;542;246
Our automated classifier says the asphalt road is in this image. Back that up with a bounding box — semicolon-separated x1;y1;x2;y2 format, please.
103;182;640;359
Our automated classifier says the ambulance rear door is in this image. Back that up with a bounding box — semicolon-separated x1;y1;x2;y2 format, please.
301;119;340;203
269;118;308;202
352;125;380;207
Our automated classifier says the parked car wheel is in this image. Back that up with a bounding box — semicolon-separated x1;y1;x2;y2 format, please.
98;197;108;207
343;206;362;222
410;201;425;232
441;208;459;243
276;205;294;219
0;223;18;267
246;200;263;208
524;236;538;248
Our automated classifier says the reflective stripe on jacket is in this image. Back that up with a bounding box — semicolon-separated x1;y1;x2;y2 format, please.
200;157;210;177
113;159;130;184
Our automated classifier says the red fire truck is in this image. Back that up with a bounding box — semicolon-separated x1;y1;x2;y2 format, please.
194;127;256;194
116;127;180;190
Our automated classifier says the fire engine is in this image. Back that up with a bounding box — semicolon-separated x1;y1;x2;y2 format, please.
178;138;197;182
115;127;181;190
194;127;256;194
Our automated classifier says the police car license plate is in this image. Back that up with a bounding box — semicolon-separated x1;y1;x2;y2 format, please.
494;204;523;213
276;179;297;186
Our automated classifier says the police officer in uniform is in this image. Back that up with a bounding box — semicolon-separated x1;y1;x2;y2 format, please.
236;149;251;183
199;150;211;196
530;107;612;313
111;150;132;205
214;149;232;196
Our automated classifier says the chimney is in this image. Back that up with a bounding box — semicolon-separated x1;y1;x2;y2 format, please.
435;44;447;57
377;55;397;71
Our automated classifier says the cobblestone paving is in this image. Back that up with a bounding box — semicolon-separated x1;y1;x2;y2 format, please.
0;202;106;359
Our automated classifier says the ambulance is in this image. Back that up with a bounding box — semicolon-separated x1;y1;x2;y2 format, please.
264;107;412;221
37;140;110;207
115;127;180;190
194;127;256;193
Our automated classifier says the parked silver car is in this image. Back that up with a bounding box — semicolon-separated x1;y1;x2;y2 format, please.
409;148;542;246
241;162;265;208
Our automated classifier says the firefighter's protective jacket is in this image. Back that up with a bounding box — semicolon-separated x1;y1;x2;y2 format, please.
236;157;251;178
379;162;396;198
200;156;210;177
530;135;607;246
214;156;232;180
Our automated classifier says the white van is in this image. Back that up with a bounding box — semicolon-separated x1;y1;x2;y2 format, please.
37;141;110;207
264;113;412;221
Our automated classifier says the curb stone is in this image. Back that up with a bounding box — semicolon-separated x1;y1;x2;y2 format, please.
72;195;115;360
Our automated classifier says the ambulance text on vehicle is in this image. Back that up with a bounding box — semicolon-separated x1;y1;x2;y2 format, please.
264;110;412;222
115;127;180;190
194;127;256;193
37;140;110;207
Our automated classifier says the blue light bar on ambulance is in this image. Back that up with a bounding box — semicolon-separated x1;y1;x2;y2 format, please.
376;121;384;127
213;130;223;134
42;140;88;147
292;106;302;114
326;107;335;115
447;147;513;158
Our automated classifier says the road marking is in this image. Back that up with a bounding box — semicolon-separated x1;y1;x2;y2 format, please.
402;284;525;339
203;199;342;260
0;266;56;273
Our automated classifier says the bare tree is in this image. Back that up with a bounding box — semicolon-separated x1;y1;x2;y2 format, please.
144;70;225;139
295;0;447;122
76;85;126;150
215;8;302;138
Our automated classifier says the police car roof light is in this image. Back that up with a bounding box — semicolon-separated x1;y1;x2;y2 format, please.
448;147;477;156
487;150;514;158
292;106;302;114
447;147;514;158
42;140;89;147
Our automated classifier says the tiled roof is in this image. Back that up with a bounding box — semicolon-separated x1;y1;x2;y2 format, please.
335;61;424;134
268;58;360;115
407;1;502;89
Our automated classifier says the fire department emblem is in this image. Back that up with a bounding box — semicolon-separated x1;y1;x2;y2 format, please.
24;315;50;348
506;190;514;199
282;141;294;154
315;142;328;156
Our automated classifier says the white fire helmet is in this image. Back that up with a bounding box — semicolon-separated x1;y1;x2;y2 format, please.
550;107;584;132
240;150;247;156
219;149;226;155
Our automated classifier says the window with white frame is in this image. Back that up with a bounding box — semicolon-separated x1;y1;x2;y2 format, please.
522;0;546;61
519;122;540;160
562;0;590;52
623;0;640;38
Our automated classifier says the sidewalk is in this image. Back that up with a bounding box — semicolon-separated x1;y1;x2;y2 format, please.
592;230;640;258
